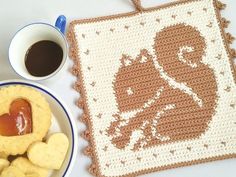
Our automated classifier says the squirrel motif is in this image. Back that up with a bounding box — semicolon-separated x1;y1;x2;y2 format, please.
107;24;217;151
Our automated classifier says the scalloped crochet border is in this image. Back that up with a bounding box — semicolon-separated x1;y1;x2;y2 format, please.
67;0;236;176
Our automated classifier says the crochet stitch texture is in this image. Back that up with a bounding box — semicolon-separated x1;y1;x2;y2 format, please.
68;0;236;176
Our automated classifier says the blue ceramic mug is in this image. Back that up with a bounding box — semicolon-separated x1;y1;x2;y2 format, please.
9;15;68;81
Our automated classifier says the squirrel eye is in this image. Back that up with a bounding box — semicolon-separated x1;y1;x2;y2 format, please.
126;87;134;95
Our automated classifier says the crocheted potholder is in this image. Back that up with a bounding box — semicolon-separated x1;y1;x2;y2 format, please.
68;0;236;176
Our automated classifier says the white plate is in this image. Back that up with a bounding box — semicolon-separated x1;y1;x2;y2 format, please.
0;80;78;177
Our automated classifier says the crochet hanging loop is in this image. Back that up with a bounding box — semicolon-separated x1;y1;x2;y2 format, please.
131;0;144;12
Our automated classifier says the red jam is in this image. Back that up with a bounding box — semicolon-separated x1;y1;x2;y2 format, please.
0;99;32;136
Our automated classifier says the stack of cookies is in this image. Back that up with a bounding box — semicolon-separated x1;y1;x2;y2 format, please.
0;86;69;177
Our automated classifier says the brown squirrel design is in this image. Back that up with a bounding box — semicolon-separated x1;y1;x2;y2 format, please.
107;24;217;151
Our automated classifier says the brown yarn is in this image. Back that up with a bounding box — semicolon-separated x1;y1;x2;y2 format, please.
131;0;144;12
74;81;82;92
107;24;217;150
225;33;235;44
67;0;236;176
221;17;230;28
88;164;98;176
230;49;236;59
71;64;80;77
83;146;93;156
80;114;88;123
216;0;226;10
81;130;90;141
77;98;84;108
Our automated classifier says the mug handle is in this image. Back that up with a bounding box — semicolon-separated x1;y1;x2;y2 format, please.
55;15;66;34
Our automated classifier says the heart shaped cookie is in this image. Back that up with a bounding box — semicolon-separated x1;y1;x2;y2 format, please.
0;166;25;177
0;99;32;136
0;152;8;159
11;157;48;177
28;133;69;169
0;159;9;173
0;85;52;155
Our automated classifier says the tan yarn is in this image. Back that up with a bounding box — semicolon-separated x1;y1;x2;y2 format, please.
131;0;144;12
107;24;217;151
68;0;236;176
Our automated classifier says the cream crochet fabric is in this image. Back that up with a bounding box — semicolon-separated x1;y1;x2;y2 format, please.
68;0;236;176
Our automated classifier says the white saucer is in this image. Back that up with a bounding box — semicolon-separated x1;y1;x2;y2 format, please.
0;80;78;177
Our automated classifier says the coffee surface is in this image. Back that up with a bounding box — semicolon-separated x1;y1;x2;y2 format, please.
25;40;63;77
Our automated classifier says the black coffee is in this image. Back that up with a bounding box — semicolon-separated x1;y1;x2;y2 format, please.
25;40;63;77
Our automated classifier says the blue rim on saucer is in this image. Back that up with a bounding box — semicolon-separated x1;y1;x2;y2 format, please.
0;81;76;177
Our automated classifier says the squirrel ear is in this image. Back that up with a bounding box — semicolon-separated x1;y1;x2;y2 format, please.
121;54;132;66
138;49;152;63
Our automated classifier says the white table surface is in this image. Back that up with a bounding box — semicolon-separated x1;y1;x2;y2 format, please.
0;0;235;177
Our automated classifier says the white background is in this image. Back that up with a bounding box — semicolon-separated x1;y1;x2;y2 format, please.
0;0;235;177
